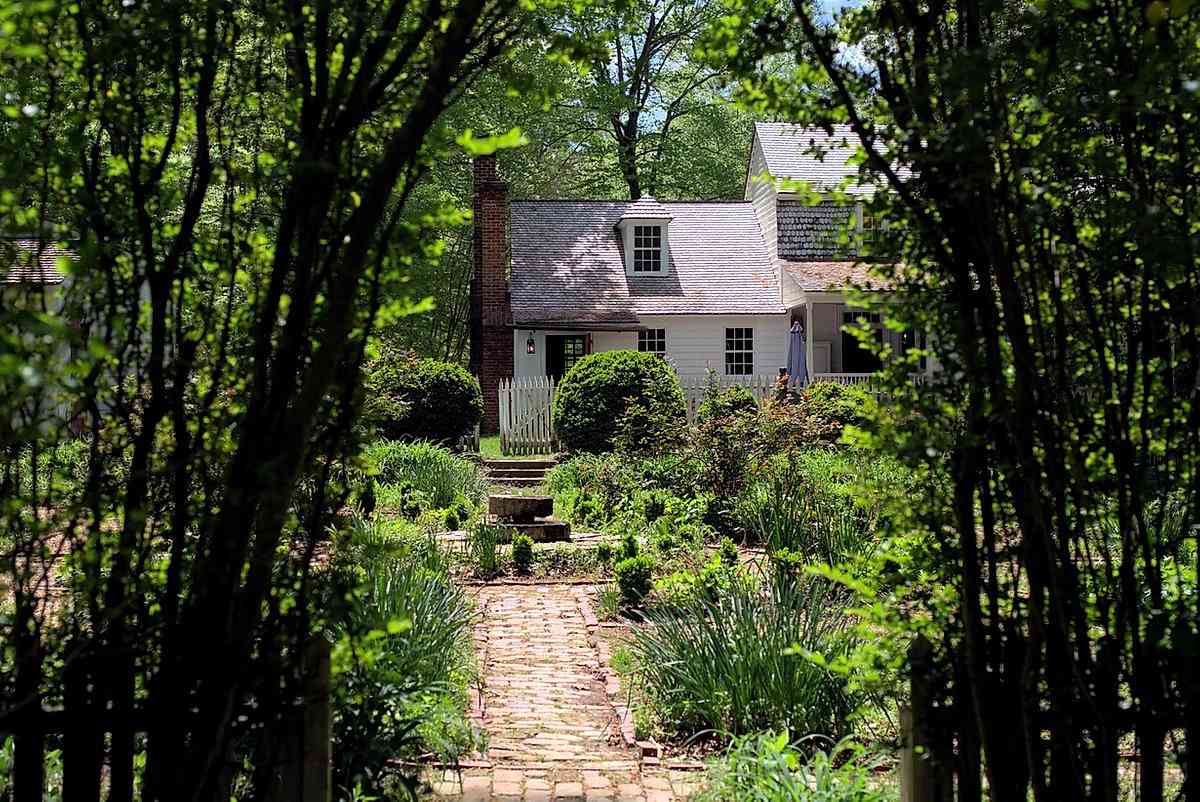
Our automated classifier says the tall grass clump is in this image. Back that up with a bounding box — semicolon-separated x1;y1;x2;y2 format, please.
330;520;479;795
366;439;488;507
469;521;503;577
693;732;896;802
631;575;856;740
737;451;893;562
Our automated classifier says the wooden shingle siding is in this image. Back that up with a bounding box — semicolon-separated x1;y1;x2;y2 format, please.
777;200;856;261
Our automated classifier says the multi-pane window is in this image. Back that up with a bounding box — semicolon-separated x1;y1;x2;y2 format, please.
724;327;753;375
860;207;878;248
633;225;663;272
638;328;666;357
561;336;586;374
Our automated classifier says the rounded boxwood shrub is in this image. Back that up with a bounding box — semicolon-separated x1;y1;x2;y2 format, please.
362;351;483;445
553;350;685;453
614;553;655;608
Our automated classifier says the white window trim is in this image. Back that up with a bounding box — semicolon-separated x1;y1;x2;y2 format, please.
638;327;667;357
723;326;754;376
621;218;670;276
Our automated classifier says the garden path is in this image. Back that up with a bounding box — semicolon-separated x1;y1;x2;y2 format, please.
427;584;700;801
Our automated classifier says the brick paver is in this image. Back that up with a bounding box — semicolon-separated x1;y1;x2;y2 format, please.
426;584;699;800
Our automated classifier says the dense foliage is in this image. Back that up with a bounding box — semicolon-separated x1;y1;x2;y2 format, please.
706;0;1200;792
693;733;896;802
329;520;479;796
0;0;535;794
552;350;686;453
366;439;489;510
363;352;483;445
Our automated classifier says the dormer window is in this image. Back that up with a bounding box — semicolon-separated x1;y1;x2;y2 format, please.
633;225;663;272
617;196;672;276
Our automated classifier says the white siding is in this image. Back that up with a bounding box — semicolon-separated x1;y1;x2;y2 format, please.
512;316;789;379
513;329;546;377
593;330;637;352
744;137;778;263
512;328;638;378
640;314;790;378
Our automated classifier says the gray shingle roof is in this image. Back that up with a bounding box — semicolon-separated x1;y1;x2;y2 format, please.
619;196;672;221
780;260;892;292
510;201;783;325
2;239;72;284
755;122;909;196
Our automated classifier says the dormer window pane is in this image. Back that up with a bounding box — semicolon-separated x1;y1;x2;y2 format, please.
633;225;662;272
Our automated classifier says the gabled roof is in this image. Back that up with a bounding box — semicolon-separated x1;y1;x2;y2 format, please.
510;201;784;326
2;238;72;285
754;122;909;196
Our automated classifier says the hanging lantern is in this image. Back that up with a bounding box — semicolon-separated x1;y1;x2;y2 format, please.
526;336;536;355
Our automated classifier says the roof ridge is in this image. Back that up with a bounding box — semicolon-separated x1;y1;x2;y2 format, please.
511;198;752;204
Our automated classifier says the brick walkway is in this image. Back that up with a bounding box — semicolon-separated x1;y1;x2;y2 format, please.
427;584;701;801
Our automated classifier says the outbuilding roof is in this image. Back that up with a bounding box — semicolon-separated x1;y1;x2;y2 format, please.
2;238;72;285
754;122;910;196
510;201;784;326
780;260;892;292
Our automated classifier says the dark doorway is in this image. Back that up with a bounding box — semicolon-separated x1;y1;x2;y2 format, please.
547;335;587;379
841;312;883;373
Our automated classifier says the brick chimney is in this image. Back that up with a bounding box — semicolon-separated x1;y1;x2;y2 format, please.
469;154;513;435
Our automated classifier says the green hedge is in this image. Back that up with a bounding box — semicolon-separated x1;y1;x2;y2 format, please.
362;352;482;445
552;350;685;453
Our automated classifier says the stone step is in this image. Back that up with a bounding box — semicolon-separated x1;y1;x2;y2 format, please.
489;477;544;487
487;467;548;478
483;459;557;471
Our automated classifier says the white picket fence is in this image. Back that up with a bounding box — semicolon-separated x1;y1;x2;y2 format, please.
497;374;781;453
678;374;778;423
498;376;558;455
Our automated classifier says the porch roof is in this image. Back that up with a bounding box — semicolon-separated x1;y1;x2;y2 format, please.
780;259;893;293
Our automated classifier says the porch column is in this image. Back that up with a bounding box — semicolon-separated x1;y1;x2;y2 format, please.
805;300;815;382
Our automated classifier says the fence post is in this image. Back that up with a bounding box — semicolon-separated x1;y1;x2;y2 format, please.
901;636;953;802
301;636;332;802
264;636;332;802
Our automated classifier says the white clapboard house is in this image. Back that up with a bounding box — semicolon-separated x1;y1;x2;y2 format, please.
469;123;930;439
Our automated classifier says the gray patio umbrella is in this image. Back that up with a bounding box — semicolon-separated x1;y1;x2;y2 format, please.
787;321;808;387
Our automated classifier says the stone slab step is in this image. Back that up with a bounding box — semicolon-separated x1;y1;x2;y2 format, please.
488;477;544;487
483;459;557;471
487;467;548;478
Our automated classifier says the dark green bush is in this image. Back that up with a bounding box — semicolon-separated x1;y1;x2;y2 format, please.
511;533;534;575
695;383;758;424
553;350;685;453
596;541;615;564
799;382;875;440
362;351;483;445
614;553;655;608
